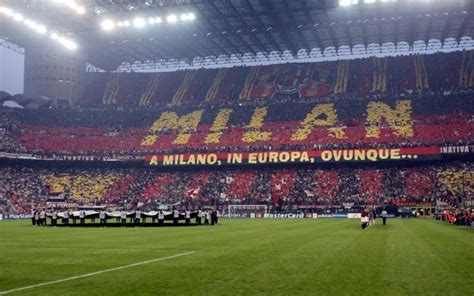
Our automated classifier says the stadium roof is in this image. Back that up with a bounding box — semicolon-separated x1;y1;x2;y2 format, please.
0;0;473;71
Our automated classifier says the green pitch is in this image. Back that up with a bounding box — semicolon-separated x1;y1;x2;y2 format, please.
0;219;472;295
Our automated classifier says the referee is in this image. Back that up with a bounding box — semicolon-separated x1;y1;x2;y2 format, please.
381;208;388;226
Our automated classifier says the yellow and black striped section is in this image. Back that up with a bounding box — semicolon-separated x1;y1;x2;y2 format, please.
437;168;473;197
414;55;429;89
172;71;198;105
205;69;228;102
333;60;349;94
42;173;118;200
139;74;163;106
371;57;387;93
239;66;259;100
102;73;120;105
459;51;474;88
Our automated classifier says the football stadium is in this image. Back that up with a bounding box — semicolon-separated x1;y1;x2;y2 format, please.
0;0;473;295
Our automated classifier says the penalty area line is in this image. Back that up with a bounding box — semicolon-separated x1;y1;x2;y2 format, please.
0;251;196;295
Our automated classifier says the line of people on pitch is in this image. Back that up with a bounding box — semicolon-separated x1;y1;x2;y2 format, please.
32;209;47;226
33;209;89;226
33;208;219;226
115;208;219;227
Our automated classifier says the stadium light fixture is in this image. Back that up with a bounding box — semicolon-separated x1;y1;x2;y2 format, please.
167;14;177;23
13;13;24;22
99;12;194;31
364;0;376;3
35;24;47;34
0;5;77;49
0;7;13;16
24;19;46;34
52;0;86;15
339;0;358;5
63;40;78;50
101;19;115;31
133;17;146;28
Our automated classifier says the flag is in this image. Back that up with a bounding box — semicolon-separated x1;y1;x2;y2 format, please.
185;188;200;199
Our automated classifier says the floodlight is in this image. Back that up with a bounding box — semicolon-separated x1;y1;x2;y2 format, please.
155;17;162;23
364;0;376;3
35;25;47;34
0;4;78;50
180;13;189;21
64;40;77;50
166;14;177;23
339;0;358;5
13;13;24;21
101;19;115;31
188;13;195;21
123;20;130;27
53;0;86;15
148;17;156;24
1;8;13;16
75;7;85;14
133;17;146;28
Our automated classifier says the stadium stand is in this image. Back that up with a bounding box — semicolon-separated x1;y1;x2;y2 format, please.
0;51;471;158
79;52;474;107
0;162;472;215
0;51;472;215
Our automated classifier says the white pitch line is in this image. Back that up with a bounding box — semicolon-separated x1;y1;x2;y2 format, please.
0;251;196;295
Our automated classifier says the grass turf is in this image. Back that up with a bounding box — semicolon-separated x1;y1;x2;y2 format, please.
0;218;472;296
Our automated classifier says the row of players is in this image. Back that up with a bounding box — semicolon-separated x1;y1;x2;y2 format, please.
32;208;219;226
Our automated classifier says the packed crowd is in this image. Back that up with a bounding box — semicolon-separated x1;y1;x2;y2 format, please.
435;208;473;229
0;162;471;215
81;51;473;108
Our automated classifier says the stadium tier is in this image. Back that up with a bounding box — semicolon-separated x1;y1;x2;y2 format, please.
1;92;473;157
1;50;473;215
1;162;471;215
81;51;474;107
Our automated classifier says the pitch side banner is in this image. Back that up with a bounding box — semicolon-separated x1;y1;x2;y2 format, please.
263;213;306;219
145;146;473;167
